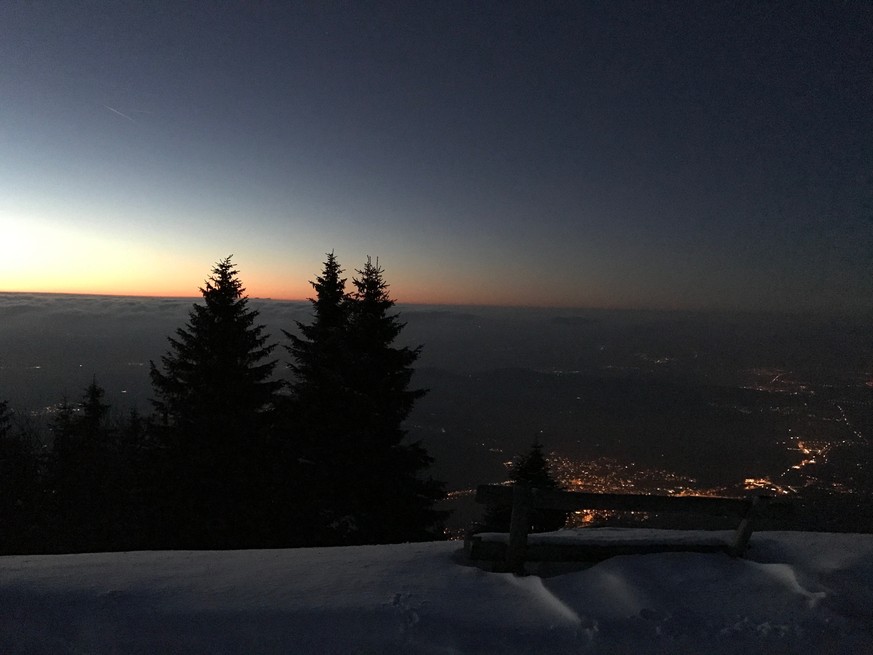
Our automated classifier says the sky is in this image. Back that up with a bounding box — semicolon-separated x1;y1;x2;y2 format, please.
1;1;871;311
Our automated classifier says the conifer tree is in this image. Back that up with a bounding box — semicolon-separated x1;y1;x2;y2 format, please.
151;257;280;441
46;379;119;552
284;251;350;444
150;256;281;547
509;438;562;490
347;257;425;443
0;400;40;554
344;257;445;543
282;252;354;544
483;438;567;533
285;254;445;544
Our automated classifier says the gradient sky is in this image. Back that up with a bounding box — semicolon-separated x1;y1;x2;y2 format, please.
1;1;871;311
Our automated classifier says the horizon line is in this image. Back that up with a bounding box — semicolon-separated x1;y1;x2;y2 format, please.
1;289;869;318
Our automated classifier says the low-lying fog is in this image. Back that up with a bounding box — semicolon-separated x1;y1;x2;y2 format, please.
2;292;871;509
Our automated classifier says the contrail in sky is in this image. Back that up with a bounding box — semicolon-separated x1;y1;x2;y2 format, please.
103;105;136;123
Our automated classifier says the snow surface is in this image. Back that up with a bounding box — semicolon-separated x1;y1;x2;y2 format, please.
2;530;873;654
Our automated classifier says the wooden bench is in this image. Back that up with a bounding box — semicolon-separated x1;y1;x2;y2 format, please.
468;483;785;572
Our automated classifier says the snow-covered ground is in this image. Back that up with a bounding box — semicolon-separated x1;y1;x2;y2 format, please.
3;530;872;654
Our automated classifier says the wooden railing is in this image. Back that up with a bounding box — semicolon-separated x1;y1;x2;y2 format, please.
471;483;787;572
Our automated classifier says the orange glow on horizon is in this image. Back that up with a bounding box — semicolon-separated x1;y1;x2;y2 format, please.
2;219;652;309
2;276;654;310
1;280;609;309
2;275;315;303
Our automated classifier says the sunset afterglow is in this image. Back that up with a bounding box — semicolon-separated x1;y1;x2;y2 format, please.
1;3;869;311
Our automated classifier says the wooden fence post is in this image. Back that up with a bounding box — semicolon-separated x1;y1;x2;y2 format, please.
730;495;765;556
505;483;531;574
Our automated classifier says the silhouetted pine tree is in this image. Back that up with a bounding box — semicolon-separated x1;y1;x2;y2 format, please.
284;251;350;449
45;379;121;552
344;257;446;543
110;408;161;549
150;256;281;548
285;254;445;544
0;400;40;554
347;258;424;442
483;438;567;533
282;252;354;544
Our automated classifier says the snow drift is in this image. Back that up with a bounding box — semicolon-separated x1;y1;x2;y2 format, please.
2;530;872;654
